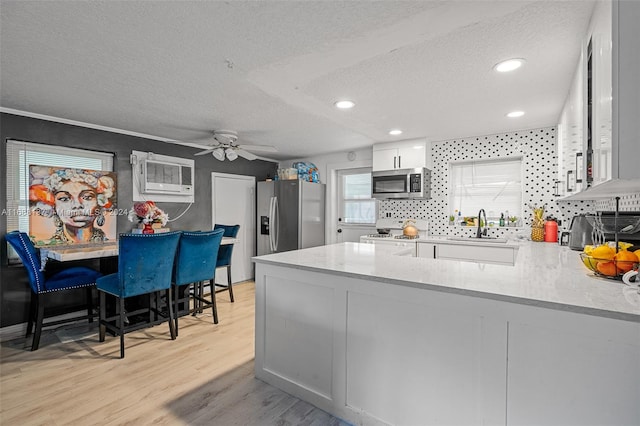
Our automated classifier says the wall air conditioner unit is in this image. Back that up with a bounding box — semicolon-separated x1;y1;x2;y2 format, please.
141;158;194;196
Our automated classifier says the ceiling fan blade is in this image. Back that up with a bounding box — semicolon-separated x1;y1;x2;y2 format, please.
194;148;216;156
237;144;278;153
235;149;258;161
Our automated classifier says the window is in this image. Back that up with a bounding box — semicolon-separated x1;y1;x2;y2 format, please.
449;158;523;220
5;140;113;259
337;168;376;224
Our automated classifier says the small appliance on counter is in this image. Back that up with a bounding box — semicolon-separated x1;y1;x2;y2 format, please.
561;212;640;251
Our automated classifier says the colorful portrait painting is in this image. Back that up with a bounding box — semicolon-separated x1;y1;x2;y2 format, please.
29;165;117;246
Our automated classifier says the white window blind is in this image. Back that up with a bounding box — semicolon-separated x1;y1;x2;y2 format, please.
5;140;114;235
449;157;523;220
338;168;376;224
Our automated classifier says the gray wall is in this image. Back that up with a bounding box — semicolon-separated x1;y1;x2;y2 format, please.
0;112;277;327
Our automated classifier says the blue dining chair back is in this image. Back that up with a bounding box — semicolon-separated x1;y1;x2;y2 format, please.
172;229;224;334
5;231;101;350
213;224;240;302
97;231;181;358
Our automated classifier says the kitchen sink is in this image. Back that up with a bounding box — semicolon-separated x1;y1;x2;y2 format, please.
446;236;508;243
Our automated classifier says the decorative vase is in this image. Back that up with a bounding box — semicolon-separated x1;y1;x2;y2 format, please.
531;225;544;242
142;223;154;234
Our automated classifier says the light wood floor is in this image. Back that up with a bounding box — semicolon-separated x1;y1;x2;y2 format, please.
0;282;349;426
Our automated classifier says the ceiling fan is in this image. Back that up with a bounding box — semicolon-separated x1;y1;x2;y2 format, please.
193;130;277;161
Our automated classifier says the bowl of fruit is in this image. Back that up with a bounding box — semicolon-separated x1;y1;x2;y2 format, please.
580;243;640;279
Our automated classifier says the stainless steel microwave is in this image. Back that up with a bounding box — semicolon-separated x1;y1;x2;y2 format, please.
372;168;431;199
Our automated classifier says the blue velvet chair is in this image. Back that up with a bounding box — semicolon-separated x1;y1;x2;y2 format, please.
172;229;224;335
97;231;181;358
213;224;240;302
5;231;102;351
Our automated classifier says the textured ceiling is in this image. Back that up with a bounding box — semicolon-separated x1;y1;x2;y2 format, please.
0;0;595;160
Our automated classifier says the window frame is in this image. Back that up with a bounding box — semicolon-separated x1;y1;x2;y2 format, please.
336;167;377;225
449;156;524;221
5;139;114;262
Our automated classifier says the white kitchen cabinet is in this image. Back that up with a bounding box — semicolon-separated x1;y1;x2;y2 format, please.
255;257;640;426
611;0;640;180
418;241;518;265
506;312;639;425
416;241;437;258
557;0;639;194
372;140;428;171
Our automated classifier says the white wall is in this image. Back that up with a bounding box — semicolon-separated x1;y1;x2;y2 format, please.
287;147;373;185
290;147;375;244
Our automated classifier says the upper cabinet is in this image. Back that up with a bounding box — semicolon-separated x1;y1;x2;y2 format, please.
611;0;640;181
557;0;639;197
372;139;430;171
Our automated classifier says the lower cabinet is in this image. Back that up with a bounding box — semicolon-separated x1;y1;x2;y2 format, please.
417;241;517;265
416;242;436;258
506;311;639;425
255;264;639;426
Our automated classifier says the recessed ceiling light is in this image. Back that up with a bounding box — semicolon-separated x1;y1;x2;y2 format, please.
389;129;403;136
506;111;525;118
334;100;355;109
494;58;525;73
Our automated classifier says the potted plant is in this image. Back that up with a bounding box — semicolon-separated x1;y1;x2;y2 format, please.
509;216;518;227
449;215;455;226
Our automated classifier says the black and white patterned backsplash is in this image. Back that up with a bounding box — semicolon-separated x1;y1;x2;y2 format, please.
378;126;640;237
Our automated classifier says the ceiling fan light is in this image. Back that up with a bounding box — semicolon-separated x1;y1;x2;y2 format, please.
225;147;238;161
212;147;225;161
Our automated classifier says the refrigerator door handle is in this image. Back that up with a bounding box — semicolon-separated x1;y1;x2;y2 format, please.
273;196;280;251
269;197;275;252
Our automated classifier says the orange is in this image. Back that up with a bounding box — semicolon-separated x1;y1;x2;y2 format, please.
614;250;639;273
596;261;618;277
591;245;615;261
634;249;640;259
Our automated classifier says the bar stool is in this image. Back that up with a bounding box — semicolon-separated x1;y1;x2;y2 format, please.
213;224;240;302
172;229;224;336
5;231;102;351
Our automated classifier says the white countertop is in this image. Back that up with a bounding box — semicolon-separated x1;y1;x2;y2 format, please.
253;242;640;322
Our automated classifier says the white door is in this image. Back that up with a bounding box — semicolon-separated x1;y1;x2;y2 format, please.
211;173;256;283
336;167;377;243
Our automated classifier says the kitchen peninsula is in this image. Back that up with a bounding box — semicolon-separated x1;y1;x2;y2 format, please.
253;242;639;426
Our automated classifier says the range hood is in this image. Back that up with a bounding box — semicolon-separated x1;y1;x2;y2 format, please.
561;179;640;200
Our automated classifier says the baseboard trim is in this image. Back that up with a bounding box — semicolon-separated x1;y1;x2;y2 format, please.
0;310;89;343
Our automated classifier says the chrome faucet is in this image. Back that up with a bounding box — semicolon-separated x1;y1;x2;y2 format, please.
477;209;488;238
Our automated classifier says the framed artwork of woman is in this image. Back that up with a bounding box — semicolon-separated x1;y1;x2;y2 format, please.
29;165;117;246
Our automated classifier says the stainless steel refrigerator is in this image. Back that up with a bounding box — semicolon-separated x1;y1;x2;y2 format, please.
257;180;325;255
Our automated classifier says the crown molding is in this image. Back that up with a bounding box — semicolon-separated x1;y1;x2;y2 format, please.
0;107;177;143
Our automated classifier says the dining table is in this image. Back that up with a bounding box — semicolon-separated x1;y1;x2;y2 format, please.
39;237;239;268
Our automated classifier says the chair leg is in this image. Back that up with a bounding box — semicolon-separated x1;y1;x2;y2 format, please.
86;287;94;323
209;279;219;324
31;294;45;351
173;285;179;337
166;289;176;340
192;283;200;316
99;291;106;342
26;291;37;337
227;265;234;303
119;297;125;359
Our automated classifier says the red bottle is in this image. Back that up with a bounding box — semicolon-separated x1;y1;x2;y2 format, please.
544;219;558;243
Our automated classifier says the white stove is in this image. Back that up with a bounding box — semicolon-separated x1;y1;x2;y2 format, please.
359;219;429;255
